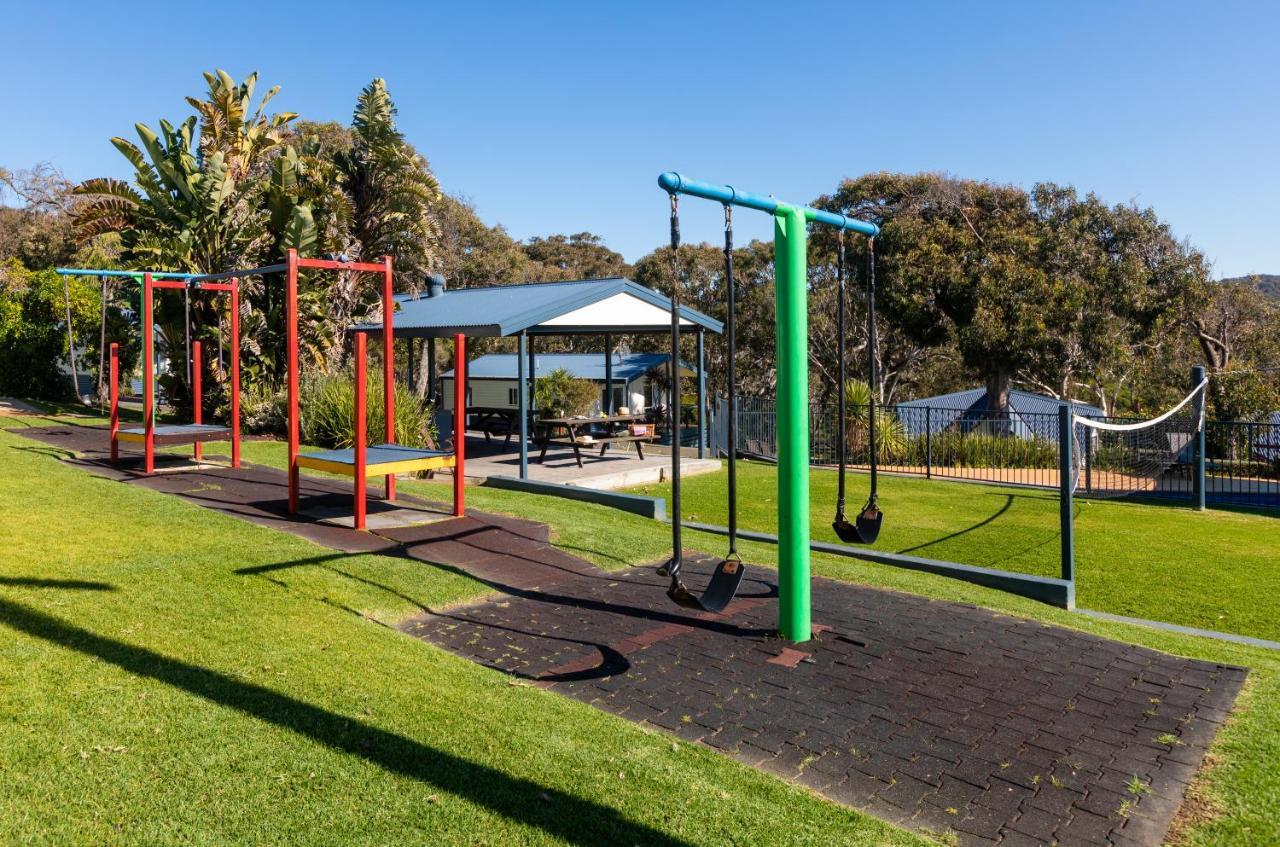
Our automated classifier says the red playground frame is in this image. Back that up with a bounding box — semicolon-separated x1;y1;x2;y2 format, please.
279;249;465;529
109;274;241;473
89;251;464;528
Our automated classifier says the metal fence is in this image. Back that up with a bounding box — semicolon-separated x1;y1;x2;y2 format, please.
712;396;1280;510
1203;419;1280;508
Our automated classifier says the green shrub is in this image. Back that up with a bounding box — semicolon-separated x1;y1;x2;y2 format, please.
301;370;435;449
534;367;599;418
237;380;288;435
919;430;1059;469
0;263;101;401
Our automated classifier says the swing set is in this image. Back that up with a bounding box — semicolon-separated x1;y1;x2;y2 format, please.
657;173;880;641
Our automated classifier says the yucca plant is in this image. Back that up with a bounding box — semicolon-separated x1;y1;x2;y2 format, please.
841;378;907;461
301;369;436;450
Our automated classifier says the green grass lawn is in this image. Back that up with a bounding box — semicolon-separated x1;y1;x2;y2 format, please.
0;421;925;846
625;460;1280;644
4;411;1280;845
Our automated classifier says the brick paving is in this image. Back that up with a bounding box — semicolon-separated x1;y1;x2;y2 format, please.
404;559;1245;847
18;422;1248;846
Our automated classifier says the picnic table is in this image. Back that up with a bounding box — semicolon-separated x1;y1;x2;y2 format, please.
534;413;655;468
468;406;528;447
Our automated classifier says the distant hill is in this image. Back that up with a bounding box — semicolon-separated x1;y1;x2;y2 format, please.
1220;274;1280;299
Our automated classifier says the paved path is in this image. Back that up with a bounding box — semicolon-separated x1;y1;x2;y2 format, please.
15;422;1247;846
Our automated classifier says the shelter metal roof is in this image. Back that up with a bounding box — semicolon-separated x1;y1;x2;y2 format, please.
354;277;723;339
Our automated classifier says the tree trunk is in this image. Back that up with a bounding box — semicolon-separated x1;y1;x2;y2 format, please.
415;338;435;400
986;367;1011;416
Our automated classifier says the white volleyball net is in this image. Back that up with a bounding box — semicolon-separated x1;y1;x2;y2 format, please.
1071;380;1208;498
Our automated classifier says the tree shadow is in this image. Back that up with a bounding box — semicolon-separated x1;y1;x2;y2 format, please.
895;494;1015;555
0;576;116;591
0;595;695;847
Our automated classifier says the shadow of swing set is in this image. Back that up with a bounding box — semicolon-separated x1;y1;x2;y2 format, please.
58;251;466;529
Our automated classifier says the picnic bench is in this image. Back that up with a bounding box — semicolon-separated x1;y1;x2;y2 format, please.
534;413;655;468
469;406;529;447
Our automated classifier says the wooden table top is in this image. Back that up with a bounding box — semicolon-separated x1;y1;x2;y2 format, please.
538;413;645;426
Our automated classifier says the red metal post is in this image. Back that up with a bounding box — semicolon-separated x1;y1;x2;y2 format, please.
453;332;466;517
230;279;241;468
110;343;119;463
143;272;155;474
286;249;300;512
354;332;367;530
192;339;203;462
382;255;396;501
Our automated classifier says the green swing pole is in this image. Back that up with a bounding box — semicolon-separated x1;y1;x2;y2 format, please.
658;173;878;642
774;205;811;640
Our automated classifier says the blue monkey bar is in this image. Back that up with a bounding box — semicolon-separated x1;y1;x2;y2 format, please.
657;172;880;236
57;268;200;280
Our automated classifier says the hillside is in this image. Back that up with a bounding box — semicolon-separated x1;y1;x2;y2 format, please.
1221;273;1280;298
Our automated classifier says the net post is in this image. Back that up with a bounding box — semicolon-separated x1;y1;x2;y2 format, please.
1058;404;1075;591
1084;422;1092;494
1192;365;1206;511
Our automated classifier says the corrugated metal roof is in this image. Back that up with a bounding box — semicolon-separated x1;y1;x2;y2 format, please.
894;387;1105;441
441;352;691;381
353;277;723;338
897;387;1103;418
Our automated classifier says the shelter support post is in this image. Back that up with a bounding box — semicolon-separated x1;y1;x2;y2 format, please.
426;339;436;403
192;340;202;462
1058;404;1075;586
109;343;119;462
604;333;614;414
518;331;529;479
775;207;810;643
1192;364;1206;511
454;333;466;516
354;332;367;530
696;328;706;459
527;335;536;413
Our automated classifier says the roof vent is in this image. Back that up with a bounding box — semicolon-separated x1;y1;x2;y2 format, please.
427;274;446;298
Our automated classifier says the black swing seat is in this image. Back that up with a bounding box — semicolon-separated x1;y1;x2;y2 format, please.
659;557;746;614
833;501;882;545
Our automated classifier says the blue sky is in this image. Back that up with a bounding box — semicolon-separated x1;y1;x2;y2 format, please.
3;1;1277;277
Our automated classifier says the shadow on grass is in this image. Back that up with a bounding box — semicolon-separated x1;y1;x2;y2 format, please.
8;444;80;462
0;595;696;847
895;494;1015;556
0;576;116;591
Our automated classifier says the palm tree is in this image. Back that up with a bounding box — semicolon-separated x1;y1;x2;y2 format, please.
72;71;308;396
